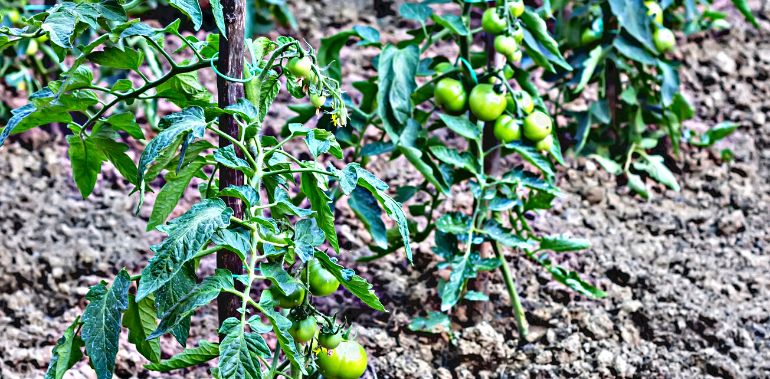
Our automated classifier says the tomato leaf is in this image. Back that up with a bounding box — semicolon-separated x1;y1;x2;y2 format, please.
348;187;388;249
81;269;131;379
148;157;207;231
257;295;306;373
539;235;591;252
168;0;203;30
314;250;386;312
218;318;270;379
150;269;234;340
44;316;84;379
155;263;197;347
66;134;106;198
123;294;161;363
408;311;452;334
137;199;232;301
439;113;480;141
520;10;571;71
608;0;656;52
429;146;479;174
300;171;340;254
633;154;680;191
377;45;419;141
504;141;555;178
214;145;255;176
144;340;219;372
690;122;738;147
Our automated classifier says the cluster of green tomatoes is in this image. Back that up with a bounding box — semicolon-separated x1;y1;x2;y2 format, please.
433;1;554;152
286;55;328;109
268;259;368;379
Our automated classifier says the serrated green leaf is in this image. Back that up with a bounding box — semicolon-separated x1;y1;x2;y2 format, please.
520;10;571;71
155;263;196;347
690;122;738;148
436;212;471;235
438;113;480;141
150;269;234;339
348;187;388;249
211;227;251;263
169;0;203;30
218;318;269;379
257;297;305;373
608;0;656;52
260;262;302;296
314;250;386;311
300;171;339;254
429;145;479;174
66;134;106;198
138;199;232;301
480;220;533;249
293;218;325;262
145;340;219;372
219;185;259;208
633;154;680;191
147;158;207;231
45;316;84;379
504;141;554;177
214;145;255;176
123;294;160;363
81;269;130;379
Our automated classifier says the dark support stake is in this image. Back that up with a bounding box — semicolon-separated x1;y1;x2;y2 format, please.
216;0;247;334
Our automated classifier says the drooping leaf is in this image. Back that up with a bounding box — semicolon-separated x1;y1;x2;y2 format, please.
145;340;219;372
608;0;656;52
214;145;255;176
211;227;251;263
44;316;84;379
408;311;452;334
377;45;420;142
300;171;339;254
150;269;234;339
147;158;207;231
520;10;571;71
138;199;232;301
314;251;386;311
155;263;197;347
81;269;131;379
439;113;480;141
429;146;479;174
690;122;738;148
257;297;305;373
633;154;680;191
123;294;161;363
348;187;388;249
66;135;106;198
169;0;203;30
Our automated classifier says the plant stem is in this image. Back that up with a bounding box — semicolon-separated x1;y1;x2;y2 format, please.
493;242;529;339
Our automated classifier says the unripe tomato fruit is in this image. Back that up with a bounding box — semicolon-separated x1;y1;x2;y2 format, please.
270;285;305;308
511;27;524;44
645;1;664;24
25;39;38;56
507;49;522;64
469;84;506;121
310;93;326;108
434;78;467;114
503;65;514;80
493;115;521;143
508;0;525;17
317;340;368;379
318;331;343;349
653;27;675;53
481;8;507;35
535;134;554;152
433;62;454;74
304;259;340;296
289;317;317;343
286;56;312;79
7;10;21;24
494;35;518;58
516;91;535;114
523;111;552;141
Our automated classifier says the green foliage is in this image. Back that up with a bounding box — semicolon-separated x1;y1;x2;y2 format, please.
1;7;407;378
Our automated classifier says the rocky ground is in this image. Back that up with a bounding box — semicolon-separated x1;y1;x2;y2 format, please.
1;1;769;379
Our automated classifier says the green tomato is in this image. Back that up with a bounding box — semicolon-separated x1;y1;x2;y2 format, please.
469;84;506;121
25;39;38;56
270;285;305;308
645;1;664;24
522;111;552;141
289;316;317;343
317;340;368;379
7;10;21;24
516;91;535;114
508;0;525;18
286;56;312;79
433;62;454;75
503;65;515;80
482;8;507;35
494;35;518;57
653;27;675;53
310;93;327;108
318;331;343;349
434;78;467;114
493;115;521;143
507;49;522;64
511;27;524;44
535;134;554;152
304;259;340;297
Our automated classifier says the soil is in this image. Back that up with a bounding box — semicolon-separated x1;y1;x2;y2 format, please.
1;1;769;379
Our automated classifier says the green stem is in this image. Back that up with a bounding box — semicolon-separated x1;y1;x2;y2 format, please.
493;242;529;339
207;124;259;169
263;168;334;177
81;59;213;132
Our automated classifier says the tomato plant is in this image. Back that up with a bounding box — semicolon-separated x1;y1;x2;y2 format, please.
0;2;411;379
549;0;751;198
290;0;608;339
